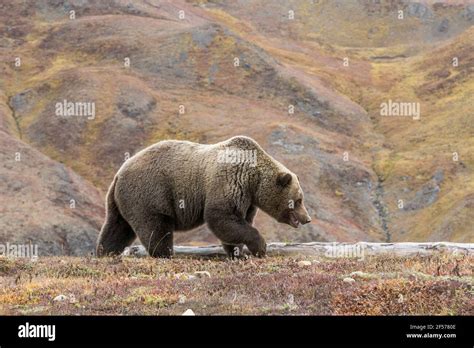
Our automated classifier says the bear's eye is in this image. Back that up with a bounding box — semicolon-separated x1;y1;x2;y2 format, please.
295;199;302;206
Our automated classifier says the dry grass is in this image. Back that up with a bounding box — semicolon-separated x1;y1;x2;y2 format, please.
0;252;472;315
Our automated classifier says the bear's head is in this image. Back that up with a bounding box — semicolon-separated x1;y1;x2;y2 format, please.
256;170;312;228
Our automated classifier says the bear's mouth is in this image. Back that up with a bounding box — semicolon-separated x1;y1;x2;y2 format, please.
288;211;300;228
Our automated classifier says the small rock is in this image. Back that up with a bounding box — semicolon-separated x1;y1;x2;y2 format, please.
297;260;312;267
287;294;295;305
174;273;196;280
350;271;364;276
194;271;211;278
343;277;355;283
53;294;68;302
122;245;148;257
178;295;187;304
350;271;372;279
182;309;195;316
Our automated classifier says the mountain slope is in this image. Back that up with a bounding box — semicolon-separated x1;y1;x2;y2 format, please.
0;0;472;254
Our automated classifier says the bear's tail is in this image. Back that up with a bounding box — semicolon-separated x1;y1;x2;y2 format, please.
96;176;136;257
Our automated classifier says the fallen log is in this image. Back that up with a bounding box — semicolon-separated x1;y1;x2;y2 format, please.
122;242;474;258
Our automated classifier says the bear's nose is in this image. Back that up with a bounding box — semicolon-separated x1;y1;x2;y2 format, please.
305;217;312;224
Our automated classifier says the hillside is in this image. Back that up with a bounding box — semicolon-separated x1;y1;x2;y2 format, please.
0;129;103;255
0;0;473;255
200;0;474;243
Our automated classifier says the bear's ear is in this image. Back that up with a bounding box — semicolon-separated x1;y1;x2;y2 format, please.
276;173;292;187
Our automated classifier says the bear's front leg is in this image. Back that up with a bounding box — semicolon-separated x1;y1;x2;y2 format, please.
205;208;266;258
244;233;267;258
222;243;244;259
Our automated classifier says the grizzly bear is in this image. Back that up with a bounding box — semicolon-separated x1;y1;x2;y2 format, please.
96;136;311;258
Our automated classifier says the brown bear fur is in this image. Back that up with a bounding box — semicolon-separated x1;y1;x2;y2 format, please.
96;136;311;258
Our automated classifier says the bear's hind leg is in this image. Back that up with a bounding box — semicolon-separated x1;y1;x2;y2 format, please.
134;214;175;258
97;185;136;257
97;216;136;257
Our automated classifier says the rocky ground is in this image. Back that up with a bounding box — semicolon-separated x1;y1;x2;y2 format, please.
0;248;472;315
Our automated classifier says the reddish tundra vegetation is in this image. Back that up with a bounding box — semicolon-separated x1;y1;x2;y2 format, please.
0;251;472;315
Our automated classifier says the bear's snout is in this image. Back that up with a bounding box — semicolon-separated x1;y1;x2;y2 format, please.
296;212;312;225
295;203;312;225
